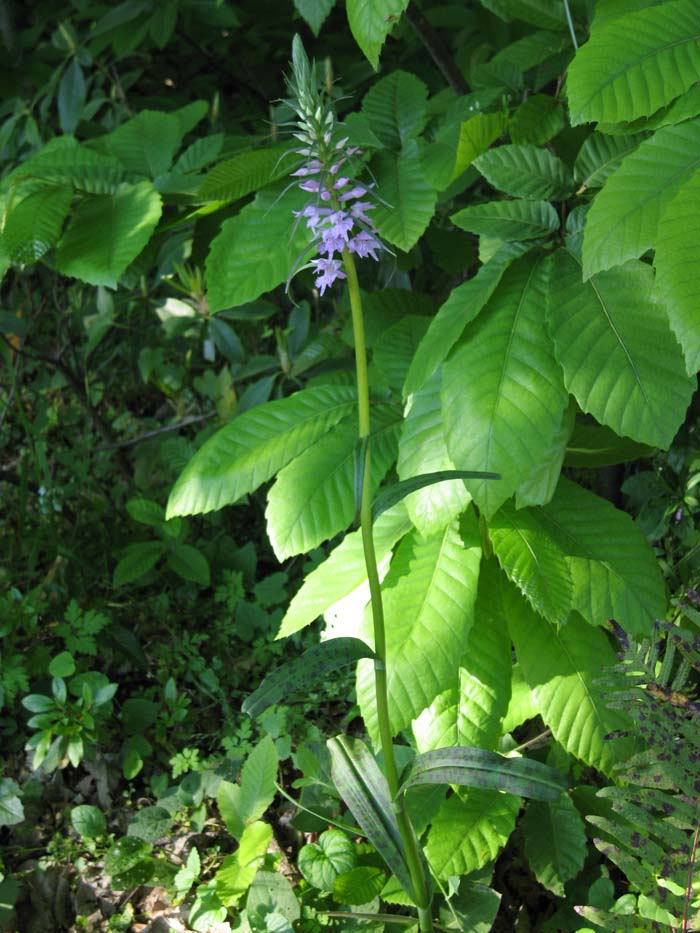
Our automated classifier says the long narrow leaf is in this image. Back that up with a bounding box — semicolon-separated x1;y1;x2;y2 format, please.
372;470;499;521
400;747;567;802
327;735;414;897
243;639;375;718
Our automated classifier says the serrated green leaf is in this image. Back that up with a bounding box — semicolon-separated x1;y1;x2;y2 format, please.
442;255;568;517
523;795;587;895
357;514;481;741
361;70;428;148
3;186;73;262
474;145;573;200
372;140;437;252
567;0;700;125
327;735;413;896
401;746;566;801
574;132;645;191
167;542;210;585
333;866;386;906
217;782;245;839
374;471;495;527
426;788;520;878
501;662;539;734
172;100;209;137
591;0;665;30
397;371;472;535
113;541;163;586
515;399;575;508
9;143;126;194
490;500;573;623
530;478;666;636
638;80;700;132
413;560;512;752
205;183;312;311
478;0;566;29
293;0;336;36
451;198;559;241
547;250;694;447
582;117;700;278
654;167;700;374
421;113;506;191
346;0;409;70
509;601;632;774
404;242;528;395
56;181;162;287
438;880;501;933
299;830;356;891
491;27;568;71
93;110;183;178
241;734;278;821
265;405;399;559
126;497;164;526
509;94;565;145
198;146;289;201
243;638;375;718
58;59;86;134
373;315;429;393
218;737;278;841
216;821;272;905
174;134;224;174
167;385;356;518
277;503;412;638
149;2;177;48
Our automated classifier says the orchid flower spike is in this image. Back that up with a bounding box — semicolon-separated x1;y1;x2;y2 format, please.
286;36;383;295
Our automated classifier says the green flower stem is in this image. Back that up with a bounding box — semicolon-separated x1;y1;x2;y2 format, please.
342;247;434;932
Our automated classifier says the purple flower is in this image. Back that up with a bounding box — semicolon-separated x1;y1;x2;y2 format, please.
339;184;369;202
311;257;346;295
348;230;381;260
290;130;384;295
349;200;376;226
294;204;331;229
299;179;321;193
327;211;354;236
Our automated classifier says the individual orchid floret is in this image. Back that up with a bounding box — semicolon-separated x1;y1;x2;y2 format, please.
311;258;346;295
348;230;381;261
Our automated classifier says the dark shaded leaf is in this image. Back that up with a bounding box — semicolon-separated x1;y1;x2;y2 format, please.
243;639;375;718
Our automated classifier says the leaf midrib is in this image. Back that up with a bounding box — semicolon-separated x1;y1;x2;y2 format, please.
485;257;542;475
567;250;649;406
588;139;700;264
575;9;700;118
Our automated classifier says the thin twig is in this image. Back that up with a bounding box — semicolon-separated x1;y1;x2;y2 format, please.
404;3;469;95
682;821;700;932
512;728;552;754
95;412;216;451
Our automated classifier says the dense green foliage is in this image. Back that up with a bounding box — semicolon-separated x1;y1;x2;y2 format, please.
1;0;699;931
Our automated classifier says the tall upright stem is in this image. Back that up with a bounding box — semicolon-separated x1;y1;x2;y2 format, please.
343;248;433;931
